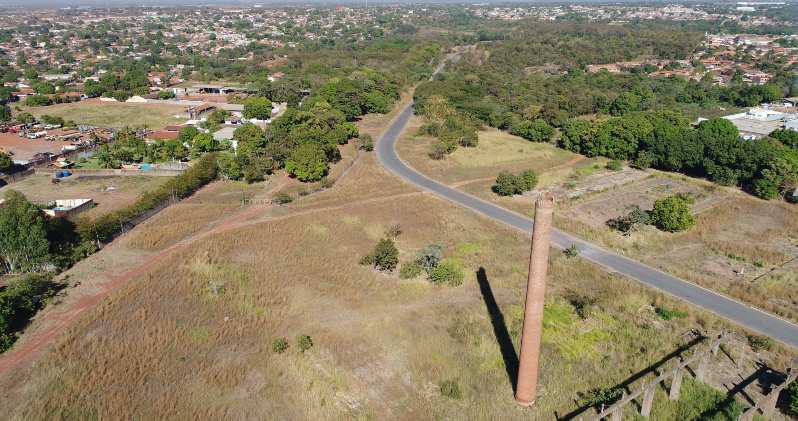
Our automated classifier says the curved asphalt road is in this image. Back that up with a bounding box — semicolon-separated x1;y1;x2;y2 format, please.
377;102;798;348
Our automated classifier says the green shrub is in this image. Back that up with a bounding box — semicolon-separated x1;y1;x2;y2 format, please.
0;274;57;353
399;262;423;279
439;379;462;399
607;205;650;233
272;337;289;353
786;380;798;415
578;387;623;408
649;195;695;232
606;160;623;171
416;244;443;272
361;238;399;271
357;134;374;151
746;334;773;352
272;192;293;205
564;244;580;258
429;260;464;286
492;170;537;196
297;335;313;352
655;306;688;320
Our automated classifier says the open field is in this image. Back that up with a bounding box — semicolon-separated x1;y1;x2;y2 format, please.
397;120;582;185
26;99;188;129
0;133;793;420
0;174;168;219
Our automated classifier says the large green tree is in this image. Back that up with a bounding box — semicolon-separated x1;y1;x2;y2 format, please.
285;143;328;182
0;191;51;273
243;97;273;120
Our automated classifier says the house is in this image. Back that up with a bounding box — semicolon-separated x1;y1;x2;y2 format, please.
42;198;93;218
187;103;215;119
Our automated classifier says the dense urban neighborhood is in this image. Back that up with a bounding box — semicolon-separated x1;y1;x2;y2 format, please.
0;2;797;420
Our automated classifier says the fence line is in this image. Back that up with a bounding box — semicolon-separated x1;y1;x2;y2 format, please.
589;333;726;420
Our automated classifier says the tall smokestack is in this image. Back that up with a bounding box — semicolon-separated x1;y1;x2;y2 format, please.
515;192;554;406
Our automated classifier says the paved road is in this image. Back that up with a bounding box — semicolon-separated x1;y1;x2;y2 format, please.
376;102;798;348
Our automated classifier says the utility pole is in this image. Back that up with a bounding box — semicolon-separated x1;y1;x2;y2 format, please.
515;192;555;406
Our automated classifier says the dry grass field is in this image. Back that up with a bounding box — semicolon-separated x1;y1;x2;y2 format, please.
27;100;187;129
0;136;793;420
401;126;798;324
556;175;798;324
0;174;169;219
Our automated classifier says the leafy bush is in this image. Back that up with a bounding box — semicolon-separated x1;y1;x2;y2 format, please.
361;238;399;271
492;169;538;196
607;205;650;234
357;134;374;151
272;337;289;353
786;380;798;416
746;334;773;352
606;160;623;171
272;192;293;205
429;260;464;286
511;118;554;142
297;335;313;353
655;306;688;320
415;244;443;272
564;244;580;258
578;387;623;409
399;262;423;279
649;195;695;232
439;379;462;399
0;274;57;352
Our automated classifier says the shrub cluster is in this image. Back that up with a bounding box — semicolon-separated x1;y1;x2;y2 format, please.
607;195;694;234
492;170;538;196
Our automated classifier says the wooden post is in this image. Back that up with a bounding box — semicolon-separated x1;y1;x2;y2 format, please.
696;354;708;382
610;406;623;421
737;406;757;421
669;367;684;401
760;389;780;418
640;384;656;418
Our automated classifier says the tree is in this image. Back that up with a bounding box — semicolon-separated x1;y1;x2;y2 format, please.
0;191;51;273
0;152;12;172
285;143;327;182
559;119;597;154
649;195;695;232
177;126;199;145
0;105;10;122
493;171;520;196
95;144;118;169
83;79;104;98
15;112;35;125
243;97;273;120
190;133;217;156
511;119;554;142
770;129;798;149
361;238;399;271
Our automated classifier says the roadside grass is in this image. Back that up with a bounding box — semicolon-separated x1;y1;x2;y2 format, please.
0;174;168;219
26;101;187;129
